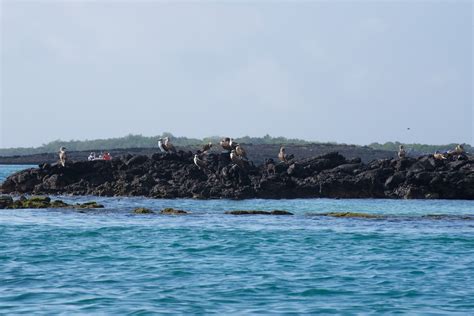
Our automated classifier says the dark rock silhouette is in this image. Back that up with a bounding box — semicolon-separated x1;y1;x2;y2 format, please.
1;151;472;200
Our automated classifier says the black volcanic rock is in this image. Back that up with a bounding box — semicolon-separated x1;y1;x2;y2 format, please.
1;151;473;200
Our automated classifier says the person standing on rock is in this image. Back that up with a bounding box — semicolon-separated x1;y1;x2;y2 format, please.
59;147;67;167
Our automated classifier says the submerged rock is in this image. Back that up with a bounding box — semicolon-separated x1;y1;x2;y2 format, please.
225;210;293;215
315;212;382;219
74;201;105;209
160;208;188;215
0;195;104;210
0;195;13;209
421;214;474;221
133;207;155;214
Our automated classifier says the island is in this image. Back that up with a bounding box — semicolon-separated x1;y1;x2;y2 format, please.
1;151;472;200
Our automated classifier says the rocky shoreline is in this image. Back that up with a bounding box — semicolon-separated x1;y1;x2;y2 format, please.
1;151;473;200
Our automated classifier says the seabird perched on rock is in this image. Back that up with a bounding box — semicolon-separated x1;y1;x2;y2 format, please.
158;138;167;152
220;137;232;151
278;146;287;163
202;142;212;153
455;144;465;155
235;145;248;160
265;158;276;175
164;137;177;153
398;145;406;159
229;138;239;150
58;147;67;167
433;151;447;160
194;154;208;170
230;150;245;168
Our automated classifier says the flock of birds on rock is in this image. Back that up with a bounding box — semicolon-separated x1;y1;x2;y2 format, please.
55;138;466;170
157;136;294;171
398;144;466;160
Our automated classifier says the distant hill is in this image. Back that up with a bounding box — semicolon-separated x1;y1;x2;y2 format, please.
0;133;470;157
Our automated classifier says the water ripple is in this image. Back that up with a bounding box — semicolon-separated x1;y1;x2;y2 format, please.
1;186;474;313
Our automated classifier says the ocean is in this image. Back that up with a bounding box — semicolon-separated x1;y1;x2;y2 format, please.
1;165;473;314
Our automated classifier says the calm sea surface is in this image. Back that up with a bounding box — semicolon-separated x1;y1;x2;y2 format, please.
1;165;473;314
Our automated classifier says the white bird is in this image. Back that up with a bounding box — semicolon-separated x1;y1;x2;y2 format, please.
229;138;239;150
278;146;287;163
398;145;406;159
230;150;245;168
220;137;232;151
164;137;177;153
158;138;167;152
58;147;67;167
194;154;207;170
433;151;447;160
235;145;248;160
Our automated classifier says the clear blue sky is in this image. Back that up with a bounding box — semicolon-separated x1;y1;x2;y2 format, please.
1;0;472;148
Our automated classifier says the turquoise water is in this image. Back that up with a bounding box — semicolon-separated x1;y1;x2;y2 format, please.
1;165;473;314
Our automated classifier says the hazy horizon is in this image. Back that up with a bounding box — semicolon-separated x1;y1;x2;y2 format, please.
1;1;472;148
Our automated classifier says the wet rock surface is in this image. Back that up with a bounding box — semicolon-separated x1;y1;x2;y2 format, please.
160;208;188;215
0;195;104;209
1;151;472;200
314;212;383;219
133;207;155;214
225;210;294;215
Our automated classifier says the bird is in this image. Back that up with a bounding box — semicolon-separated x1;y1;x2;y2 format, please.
455;144;465;155
229;138;239;150
433;151;447;160
265;158;276;175
235;145;248;160
220;137;232;151
202;142;212;153
158;138;167;152
164;137;176;153
230;150;245;168
398;145;406;159
58;147;67;167
194;154;208;170
278;146;287;163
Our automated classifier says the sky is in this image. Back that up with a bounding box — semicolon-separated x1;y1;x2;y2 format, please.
0;0;472;148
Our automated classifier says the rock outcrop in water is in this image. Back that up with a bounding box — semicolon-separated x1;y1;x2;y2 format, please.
1;151;473;200
0;195;104;209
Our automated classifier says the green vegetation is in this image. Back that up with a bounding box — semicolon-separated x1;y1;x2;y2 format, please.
0;133;470;157
0;133;315;156
369;142;472;154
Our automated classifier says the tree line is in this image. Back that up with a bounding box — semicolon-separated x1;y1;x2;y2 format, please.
0;133;314;156
369;142;472;155
0;133;470;156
